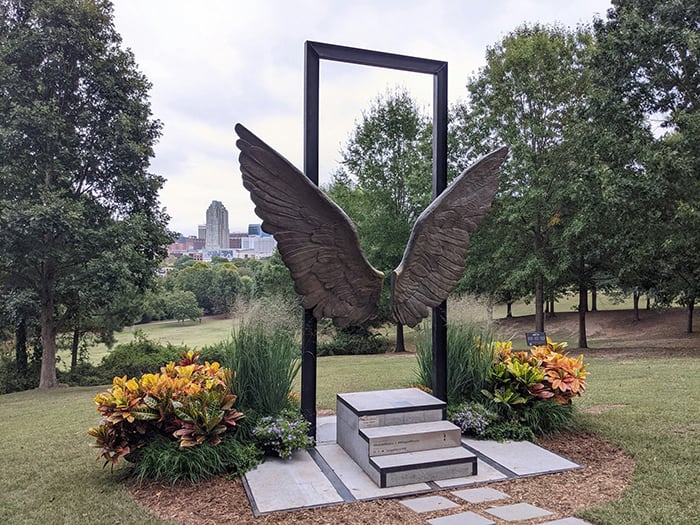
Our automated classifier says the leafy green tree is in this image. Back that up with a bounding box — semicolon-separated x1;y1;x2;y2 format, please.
210;262;242;315
252;251;297;302
165;290;202;323
331;88;432;272
594;0;700;331
0;0;172;387
327;88;432;351
174;254;195;270
173;262;215;314
461;24;595;334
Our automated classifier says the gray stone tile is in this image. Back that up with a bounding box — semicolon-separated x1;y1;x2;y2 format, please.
244;449;343;513
463;438;579;475
541;518;593;525
315;443;430;500
399;495;460;513
434;459;509;488
316;415;336;444
485;502;554;521
428;511;496;525
452;487;510;503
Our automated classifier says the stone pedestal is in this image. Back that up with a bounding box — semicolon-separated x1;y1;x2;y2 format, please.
336;388;477;488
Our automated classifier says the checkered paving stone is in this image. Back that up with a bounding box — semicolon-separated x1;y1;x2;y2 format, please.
399;495;460;513
427;510;496;525
451;487;510;504
484;502;554;521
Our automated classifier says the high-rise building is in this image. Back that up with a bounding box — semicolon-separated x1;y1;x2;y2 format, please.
204;200;229;250
197;224;206;240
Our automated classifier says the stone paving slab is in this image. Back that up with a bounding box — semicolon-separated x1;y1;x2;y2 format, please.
399;495;460;513
427;510;496;525
243;449;343;514
463;438;580;476
433;458;509;488
452;487;510;504
315;442;431;500
484;502;554;521
541;518;593;525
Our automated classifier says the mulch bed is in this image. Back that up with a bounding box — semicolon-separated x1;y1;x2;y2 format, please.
129;430;633;524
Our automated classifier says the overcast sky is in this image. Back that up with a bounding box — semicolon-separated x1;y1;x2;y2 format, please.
111;0;612;236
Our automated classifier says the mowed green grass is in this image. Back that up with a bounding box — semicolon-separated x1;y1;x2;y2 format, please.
1;355;698;524
576;358;700;524
57;316;238;367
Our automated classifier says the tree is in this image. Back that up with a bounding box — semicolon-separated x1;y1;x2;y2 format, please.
328;88;432;351
594;0;700;331
461;24;596;335
0;0;172;387
173;262;215;314
165;290;202;323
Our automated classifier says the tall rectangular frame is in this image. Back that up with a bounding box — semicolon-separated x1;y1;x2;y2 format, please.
302;41;448;438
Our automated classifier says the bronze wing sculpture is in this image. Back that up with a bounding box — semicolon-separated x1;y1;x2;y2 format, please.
235;123;507;328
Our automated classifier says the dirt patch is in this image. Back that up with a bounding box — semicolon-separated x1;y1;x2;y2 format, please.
129;432;633;525
493;308;700;357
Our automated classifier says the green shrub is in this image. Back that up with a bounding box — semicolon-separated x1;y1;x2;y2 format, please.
57;361;106;386
220;321;300;416
415;322;495;402
98;330;187;379
517;399;575;435
0;354;40;394
317;326;389;356
481;419;535;442
251;409;314;459
88;352;244;467
131;433;262;483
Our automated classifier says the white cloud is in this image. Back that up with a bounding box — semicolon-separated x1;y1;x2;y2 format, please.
112;0;613;236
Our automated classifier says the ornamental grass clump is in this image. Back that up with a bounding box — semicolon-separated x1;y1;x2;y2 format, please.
88;350;244;467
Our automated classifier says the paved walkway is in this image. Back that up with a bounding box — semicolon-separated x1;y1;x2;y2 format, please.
243;416;591;523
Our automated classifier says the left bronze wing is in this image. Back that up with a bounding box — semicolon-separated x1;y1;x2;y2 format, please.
391;147;508;327
235;123;384;327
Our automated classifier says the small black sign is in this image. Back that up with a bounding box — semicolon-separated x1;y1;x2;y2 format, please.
525;332;547;346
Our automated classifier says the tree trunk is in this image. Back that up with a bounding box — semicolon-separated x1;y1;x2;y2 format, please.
535;274;545;332
39;262;58;388
394;323;406;353
506;302;513;318
70;329;80;372
591;285;597;312
646;296;651;310
548;298;555;318
687;294;695;334
15;319;28;377
633;291;641;322
578;257;588;348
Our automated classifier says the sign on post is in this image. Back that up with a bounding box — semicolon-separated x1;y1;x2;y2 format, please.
525;332;547;346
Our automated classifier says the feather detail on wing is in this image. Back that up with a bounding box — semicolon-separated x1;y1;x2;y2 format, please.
235;123;384;327
391;147;508;328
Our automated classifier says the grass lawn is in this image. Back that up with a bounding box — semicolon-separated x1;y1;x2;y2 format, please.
575;357;700;524
1;353;698;524
57;316;237;367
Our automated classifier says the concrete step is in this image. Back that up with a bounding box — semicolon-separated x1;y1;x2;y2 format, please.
369;446;477;488
360;420;462;456
337;388;445;431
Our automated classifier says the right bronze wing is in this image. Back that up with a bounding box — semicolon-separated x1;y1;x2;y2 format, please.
235;123;384;327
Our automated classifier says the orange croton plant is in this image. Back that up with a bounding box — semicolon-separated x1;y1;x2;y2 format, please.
88;350;244;466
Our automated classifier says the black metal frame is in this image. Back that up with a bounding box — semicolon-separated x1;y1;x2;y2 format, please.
302;41;448;438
